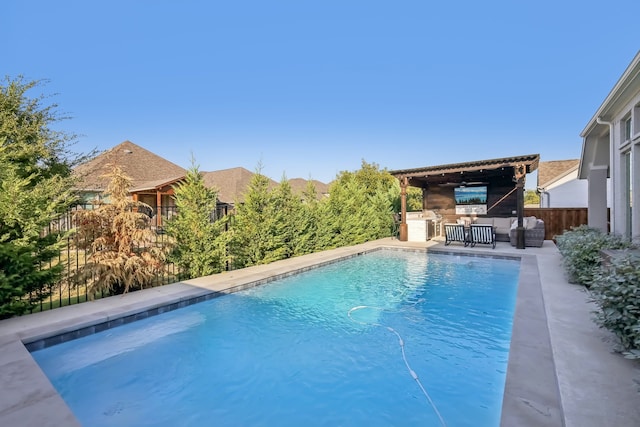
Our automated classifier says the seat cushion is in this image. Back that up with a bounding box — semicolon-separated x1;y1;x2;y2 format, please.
457;217;472;226
475;217;494;226
525;216;538;229
492;217;513;234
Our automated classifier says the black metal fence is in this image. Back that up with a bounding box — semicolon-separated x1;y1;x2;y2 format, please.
30;204;188;314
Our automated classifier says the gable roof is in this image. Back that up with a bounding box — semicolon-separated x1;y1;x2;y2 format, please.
537;159;580;189
201;167;279;204
130;176;187;193
74;140;186;192
580;51;640;138
579;51;640;178
288;178;330;199
73;141;329;204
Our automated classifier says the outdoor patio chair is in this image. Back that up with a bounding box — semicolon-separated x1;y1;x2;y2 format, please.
444;223;468;246
469;224;496;249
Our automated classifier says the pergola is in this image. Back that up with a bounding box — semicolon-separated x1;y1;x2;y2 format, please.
389;154;540;247
130;176;185;226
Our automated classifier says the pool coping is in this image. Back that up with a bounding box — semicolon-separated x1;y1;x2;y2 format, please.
0;239;560;426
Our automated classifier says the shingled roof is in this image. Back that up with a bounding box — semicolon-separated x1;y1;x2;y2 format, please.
201;167;279;204
288;178;330;199
537;159;580;189
75;142;330;204
74;140;186;191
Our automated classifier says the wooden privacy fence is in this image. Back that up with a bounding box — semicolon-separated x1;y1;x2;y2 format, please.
524;208;609;241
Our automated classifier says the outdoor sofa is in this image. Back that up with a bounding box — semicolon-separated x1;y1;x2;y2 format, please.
459;216;545;247
509;217;545;247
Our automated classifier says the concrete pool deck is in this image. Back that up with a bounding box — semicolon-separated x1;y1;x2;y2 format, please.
0;238;639;426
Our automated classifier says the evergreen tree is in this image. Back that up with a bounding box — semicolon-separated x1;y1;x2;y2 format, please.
317;160;397;249
270;175;300;260
228;167;277;268
0;77;84;318
313;195;339;251
323;175;368;247
406;186;423;211
73;165;166;297
225;161;399;268
165;161;226;278
292;179;322;256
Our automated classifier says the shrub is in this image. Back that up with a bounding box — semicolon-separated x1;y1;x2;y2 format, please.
590;255;640;359
555;225;633;286
0;240;62;318
73;165;166;297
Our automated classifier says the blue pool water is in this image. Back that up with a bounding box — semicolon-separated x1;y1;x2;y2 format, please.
32;250;520;427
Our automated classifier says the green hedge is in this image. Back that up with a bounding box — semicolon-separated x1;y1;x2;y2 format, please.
555;225;632;286
556;225;639;358
590;255;640;359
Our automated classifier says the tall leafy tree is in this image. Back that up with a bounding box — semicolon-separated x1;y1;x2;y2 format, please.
165;161;227;278
0;77;85;318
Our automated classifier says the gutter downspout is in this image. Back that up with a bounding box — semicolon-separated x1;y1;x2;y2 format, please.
537;187;550;208
596;116;613;131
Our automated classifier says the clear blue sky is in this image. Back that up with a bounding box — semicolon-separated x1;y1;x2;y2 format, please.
4;1;639;187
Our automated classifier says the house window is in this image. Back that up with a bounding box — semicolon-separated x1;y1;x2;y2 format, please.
634;103;640;139
623;151;632;239
624;116;632;141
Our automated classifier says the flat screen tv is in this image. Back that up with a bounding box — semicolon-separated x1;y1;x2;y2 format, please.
454;186;487;205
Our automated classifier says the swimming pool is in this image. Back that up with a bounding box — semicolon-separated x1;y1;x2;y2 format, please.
32;250;520;427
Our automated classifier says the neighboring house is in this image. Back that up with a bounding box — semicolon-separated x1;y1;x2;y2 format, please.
75;142;330;220
202;169;328;205
579;51;640;239
288;178;330;199
73;140;187;214
537;159;611;208
201;167;279;206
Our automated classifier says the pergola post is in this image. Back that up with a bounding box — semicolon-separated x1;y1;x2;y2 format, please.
399;176;408;241
514;164;526;249
156;190;163;227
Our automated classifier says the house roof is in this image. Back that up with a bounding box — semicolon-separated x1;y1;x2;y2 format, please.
580;51;640;138
74;141;331;204
202;170;329;204
537;159;580;189
579;51;640;179
288;178;330;199
130;176;187;193
389;154;540;188
74;140;187;192
201;167;279;204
